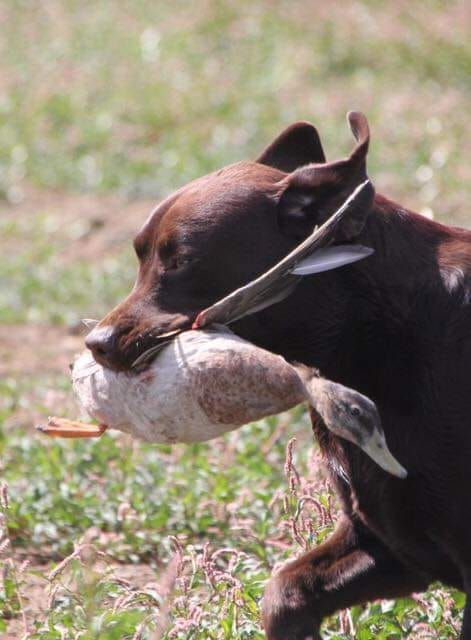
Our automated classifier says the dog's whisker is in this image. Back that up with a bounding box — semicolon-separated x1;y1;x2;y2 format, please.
132;346;165;369
131;340;173;368
81;318;99;329
147;327;184;341
158;328;184;339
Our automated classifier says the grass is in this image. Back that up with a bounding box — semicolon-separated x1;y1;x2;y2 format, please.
0;0;470;637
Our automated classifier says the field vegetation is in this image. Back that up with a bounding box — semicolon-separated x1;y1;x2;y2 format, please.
1;1;469;637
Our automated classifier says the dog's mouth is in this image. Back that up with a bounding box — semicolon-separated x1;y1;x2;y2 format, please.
85;318;194;373
130;328;184;369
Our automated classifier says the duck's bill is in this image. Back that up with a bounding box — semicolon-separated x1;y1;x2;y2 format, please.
361;434;408;479
36;417;107;439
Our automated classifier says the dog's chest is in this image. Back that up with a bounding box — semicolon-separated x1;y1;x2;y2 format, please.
312;413;464;586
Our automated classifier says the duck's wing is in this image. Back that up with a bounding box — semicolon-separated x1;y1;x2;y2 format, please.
193;180;373;329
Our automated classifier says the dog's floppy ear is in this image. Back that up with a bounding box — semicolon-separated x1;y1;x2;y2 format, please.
276;112;374;240
256;121;326;172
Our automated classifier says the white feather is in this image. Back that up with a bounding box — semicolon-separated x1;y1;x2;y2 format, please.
291;244;374;275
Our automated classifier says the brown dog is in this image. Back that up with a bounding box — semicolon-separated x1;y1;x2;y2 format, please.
86;113;471;639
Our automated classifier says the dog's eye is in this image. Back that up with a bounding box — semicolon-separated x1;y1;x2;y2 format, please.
165;255;195;271
134;237;150;261
350;406;362;418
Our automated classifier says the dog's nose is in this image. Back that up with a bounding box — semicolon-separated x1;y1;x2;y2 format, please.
85;326;118;367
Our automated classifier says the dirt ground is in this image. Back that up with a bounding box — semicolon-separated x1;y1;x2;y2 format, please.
0;325;83;378
0;186;155;263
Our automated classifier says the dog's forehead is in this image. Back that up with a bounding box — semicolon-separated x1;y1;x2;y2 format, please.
137;161;284;241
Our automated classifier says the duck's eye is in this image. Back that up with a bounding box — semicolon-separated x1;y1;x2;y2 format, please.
350;406;361;417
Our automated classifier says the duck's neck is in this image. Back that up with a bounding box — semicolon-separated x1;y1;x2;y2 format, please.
294;366;333;415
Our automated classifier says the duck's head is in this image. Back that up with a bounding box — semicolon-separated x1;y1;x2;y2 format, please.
304;376;407;479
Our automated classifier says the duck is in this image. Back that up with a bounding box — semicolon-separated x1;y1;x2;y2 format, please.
53;325;405;478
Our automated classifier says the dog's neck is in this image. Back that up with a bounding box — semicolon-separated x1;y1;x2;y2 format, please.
240;193;460;404
355;193;448;288
328;195;451;398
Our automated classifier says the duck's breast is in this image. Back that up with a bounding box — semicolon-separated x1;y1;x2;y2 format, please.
72;328;304;444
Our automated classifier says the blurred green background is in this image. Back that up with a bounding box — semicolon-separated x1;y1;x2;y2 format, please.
0;1;469;638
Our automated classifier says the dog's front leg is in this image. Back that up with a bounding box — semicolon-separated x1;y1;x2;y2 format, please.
262;515;429;640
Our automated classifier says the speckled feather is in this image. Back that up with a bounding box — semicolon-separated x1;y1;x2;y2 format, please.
72;327;305;443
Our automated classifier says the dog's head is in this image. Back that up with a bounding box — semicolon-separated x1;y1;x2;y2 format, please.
86;112;374;370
